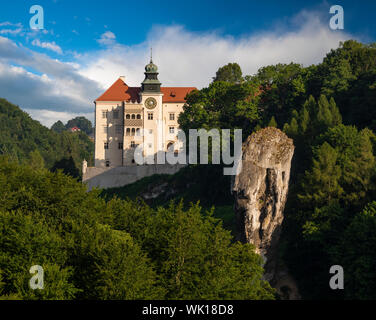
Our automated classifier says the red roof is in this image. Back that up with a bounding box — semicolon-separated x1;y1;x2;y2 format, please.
95;78;196;103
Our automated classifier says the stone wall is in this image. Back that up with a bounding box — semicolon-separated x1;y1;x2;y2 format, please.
82;164;186;190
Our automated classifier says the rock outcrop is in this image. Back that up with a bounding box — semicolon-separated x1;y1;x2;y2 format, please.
232;127;299;299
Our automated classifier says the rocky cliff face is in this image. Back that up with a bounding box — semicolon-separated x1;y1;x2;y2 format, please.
232;127;299;299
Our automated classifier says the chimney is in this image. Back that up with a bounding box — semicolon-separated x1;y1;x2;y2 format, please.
119;76;125;82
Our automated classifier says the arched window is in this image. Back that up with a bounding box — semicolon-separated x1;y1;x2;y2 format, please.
136;114;141;119
131;128;135;136
126;128;130;136
126;114;130;119
136;128;140;136
131;114;136;119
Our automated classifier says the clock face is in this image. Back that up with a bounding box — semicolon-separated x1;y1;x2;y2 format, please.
145;97;157;109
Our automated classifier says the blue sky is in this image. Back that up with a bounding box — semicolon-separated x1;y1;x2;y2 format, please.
0;0;375;126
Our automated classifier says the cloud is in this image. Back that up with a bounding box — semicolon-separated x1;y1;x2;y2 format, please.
0;21;22;27
0;28;23;35
79;10;354;89
32;39;63;54
0;9;357;126
0;36;103;125
23;108;93;128
97;31;116;46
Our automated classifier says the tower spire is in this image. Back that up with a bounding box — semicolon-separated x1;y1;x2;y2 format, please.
141;51;161;93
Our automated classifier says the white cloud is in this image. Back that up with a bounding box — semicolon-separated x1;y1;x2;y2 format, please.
32;39;63;54
0;21;22;27
24;108;93;128
97;31;116;46
0;9;358;127
0;36;103;126
80;11;354;89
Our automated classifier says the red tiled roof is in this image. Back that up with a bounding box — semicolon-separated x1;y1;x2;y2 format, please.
95;78;196;103
161;87;197;103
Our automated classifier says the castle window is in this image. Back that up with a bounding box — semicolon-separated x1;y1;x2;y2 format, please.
136;114;141;119
148;112;153;120
131;114;136;119
126;128;130;136
169;113;175;121
118;142;123;149
115;125;122;134
169;127;175;134
131;128;135;136
102;111;108;119
136;128;140;136
131;141;136;148
105;160;110;167
126;114;130;119
113;110;119;119
104;142;109;149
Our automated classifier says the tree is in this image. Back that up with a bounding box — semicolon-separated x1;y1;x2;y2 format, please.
268;116;277;128
179;80;260;141
51;120;66;133
0;98;94;170
212;63;243;84
66;117;93;135
27;150;45;170
106;199;275;299
0;157;275;300
51;156;80;179
334;202;376;299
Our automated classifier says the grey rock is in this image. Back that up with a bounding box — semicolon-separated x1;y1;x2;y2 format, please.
232;127;299;299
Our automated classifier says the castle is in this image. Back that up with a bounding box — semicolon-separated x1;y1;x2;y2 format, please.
93;57;196;168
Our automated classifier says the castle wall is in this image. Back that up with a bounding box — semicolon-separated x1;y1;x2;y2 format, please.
82;164;186;190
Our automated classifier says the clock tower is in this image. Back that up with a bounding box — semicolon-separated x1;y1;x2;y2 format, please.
140;54;164;162
141;55;161;93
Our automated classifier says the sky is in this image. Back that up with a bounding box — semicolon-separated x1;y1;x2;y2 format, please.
0;0;375;127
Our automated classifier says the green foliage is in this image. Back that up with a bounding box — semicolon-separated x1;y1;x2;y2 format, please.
65;117;93;135
27;150;45;170
267;116;277;128
251;63;310;125
51;156;80;179
179;80;260;142
105;199;274;299
51;117;93;135
334;202;376;299
0;98;94;174
51;120;66;133
0;157;274;300
212;63;243;84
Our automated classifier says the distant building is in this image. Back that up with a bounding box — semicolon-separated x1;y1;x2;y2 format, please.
93;57;196;167
69;126;81;132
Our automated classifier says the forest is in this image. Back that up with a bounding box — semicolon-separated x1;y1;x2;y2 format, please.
0;39;375;299
0;99;94;178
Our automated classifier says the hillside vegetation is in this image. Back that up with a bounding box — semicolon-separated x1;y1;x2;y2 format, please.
0;98;94;177
0;157;274;300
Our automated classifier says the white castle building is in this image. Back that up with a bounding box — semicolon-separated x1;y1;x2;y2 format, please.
93;57;196;168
